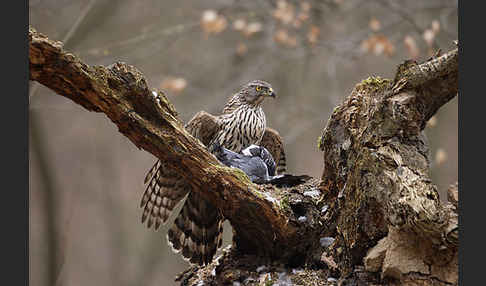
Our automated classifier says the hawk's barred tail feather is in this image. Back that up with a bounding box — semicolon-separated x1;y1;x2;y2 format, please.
167;192;224;265
276;148;287;174
143;160;159;185
140;160;190;230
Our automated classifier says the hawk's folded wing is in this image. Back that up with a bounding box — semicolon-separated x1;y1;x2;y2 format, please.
260;127;287;174
184;111;221;146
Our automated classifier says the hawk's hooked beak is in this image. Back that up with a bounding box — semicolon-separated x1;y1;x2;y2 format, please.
268;88;276;98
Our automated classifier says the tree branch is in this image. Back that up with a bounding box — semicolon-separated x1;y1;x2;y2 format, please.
29;26;305;261
392;46;458;122
318;46;458;280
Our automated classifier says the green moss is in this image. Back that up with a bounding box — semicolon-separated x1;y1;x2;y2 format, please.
360;75;389;86
317;135;323;151
280;194;290;211
209;163;253;185
253;189;265;199
231;167;253;184
356;76;391;93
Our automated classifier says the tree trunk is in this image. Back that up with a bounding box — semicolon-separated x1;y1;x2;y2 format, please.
29;26;458;285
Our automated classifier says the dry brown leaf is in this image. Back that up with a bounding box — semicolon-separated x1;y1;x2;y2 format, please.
360;39;371;53
287;35;297;47
274;29;297;47
274;29;289;44
243;22;263;37
307;25;320;45
236;42;248;56
361;34;395;57
273;0;295;25
160;77;187;94
201;10;227;35
404;35;420;59
232;19;246;31
423;29;435;47
297;12;309;22
301;1;311;12
422;20;441;48
294;2;310;27
432;20;440;34
369;17;381;32
435;148;448;165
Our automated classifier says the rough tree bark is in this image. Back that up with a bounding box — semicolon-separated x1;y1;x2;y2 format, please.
29;26;458;285
317;51;458;285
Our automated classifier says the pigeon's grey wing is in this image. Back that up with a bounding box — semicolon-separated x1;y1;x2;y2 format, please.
241;145;276;176
241;157;270;183
259;146;276;177
213;145;246;167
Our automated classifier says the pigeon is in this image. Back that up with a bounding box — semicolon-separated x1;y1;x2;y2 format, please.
210;143;310;187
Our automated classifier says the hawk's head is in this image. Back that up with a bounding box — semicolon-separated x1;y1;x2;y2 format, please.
238;80;276;106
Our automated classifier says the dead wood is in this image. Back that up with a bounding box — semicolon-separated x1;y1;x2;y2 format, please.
317;46;458;284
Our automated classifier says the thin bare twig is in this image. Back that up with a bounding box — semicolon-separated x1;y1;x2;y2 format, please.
29;0;97;103
81;22;200;56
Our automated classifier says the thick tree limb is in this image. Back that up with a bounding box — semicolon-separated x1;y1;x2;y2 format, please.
392;48;458;123
318;46;458;282
29;26;302;261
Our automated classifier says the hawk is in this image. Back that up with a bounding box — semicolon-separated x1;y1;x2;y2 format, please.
140;80;287;265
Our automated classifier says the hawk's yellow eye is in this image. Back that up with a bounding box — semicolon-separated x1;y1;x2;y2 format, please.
255;86;262;91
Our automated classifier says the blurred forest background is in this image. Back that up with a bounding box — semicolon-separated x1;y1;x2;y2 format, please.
29;0;458;285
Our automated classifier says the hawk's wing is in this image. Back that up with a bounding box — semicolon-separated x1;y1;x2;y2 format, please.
184;111;221;146
141;111;221;228
260;127;287;174
141;110;224;265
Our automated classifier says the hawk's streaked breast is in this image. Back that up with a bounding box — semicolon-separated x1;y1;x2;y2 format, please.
213;104;266;152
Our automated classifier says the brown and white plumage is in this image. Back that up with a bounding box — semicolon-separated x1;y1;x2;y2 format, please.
261;127;287;174
140;80;286;265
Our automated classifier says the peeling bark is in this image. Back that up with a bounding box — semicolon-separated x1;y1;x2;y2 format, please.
29;25;458;286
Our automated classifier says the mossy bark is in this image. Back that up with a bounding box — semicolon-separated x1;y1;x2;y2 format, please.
317;47;458;284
